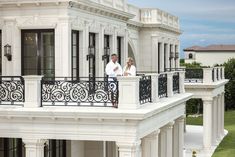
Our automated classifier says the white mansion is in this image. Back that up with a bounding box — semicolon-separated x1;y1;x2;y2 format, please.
0;0;228;157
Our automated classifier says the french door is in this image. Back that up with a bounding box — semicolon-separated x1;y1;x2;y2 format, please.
21;30;55;78
71;30;80;79
103;35;110;77
0;138;24;157
44;140;66;157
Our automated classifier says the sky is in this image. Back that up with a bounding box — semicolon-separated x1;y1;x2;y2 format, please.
128;0;235;57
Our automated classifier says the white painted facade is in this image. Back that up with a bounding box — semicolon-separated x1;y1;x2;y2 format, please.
0;1;227;157
184;49;235;66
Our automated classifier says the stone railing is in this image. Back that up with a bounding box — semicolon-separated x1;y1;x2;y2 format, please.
184;67;225;84
0;71;185;109
139;8;180;29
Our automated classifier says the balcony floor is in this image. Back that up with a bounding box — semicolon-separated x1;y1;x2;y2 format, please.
184;125;228;157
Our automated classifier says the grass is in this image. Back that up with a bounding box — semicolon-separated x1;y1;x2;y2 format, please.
186;110;235;157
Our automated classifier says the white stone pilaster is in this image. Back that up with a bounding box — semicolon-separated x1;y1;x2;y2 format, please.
160;41;165;73
221;92;225;136
165;43;170;69
151;37;158;72
203;98;213;149
212;97;217;145
179;71;185;93
148;73;159;103
216;95;220;142
55;17;71;77
98;25;105;77
23;139;46;157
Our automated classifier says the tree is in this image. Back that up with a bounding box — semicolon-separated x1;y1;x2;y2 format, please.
223;58;235;110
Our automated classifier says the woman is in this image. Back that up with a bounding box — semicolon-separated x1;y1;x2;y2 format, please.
123;57;136;76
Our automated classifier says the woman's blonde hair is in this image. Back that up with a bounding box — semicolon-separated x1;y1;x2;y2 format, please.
127;57;134;65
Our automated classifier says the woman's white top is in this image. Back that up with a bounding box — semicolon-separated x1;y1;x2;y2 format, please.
123;65;136;76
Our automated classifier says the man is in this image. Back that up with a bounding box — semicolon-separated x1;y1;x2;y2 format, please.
105;54;123;79
105;54;122;107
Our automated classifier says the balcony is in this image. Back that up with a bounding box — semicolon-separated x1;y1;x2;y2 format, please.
0;71;185;109
184;67;225;84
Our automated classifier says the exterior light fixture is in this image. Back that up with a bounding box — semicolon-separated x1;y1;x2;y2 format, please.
4;44;12;61
86;47;95;60
102;47;110;60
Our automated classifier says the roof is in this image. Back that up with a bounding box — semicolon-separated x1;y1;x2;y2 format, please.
184;44;235;52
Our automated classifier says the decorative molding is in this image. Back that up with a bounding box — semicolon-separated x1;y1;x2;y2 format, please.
16;16;57;29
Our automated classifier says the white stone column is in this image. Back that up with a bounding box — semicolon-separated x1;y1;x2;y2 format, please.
216;95;221;141
23;75;43;108
221;92;225;136
160;122;174;157
173;117;185;157
203;98;213;149
117;76;141;109
117;141;142;157
80;24;89;77
142;130;160;157
23;139;46;157
167;72;174;97
221;67;225;79
212;97;217;145
172;44;175;69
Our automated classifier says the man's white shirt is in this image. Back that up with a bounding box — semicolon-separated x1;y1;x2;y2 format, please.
105;61;123;77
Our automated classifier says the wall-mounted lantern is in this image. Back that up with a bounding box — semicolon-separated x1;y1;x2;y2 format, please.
86;47;95;60
102;47;110;61
4;44;12;61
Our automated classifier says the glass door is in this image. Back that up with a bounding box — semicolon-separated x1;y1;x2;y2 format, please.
103;35;110;77
71;30;80;80
88;33;96;79
22;30;55;78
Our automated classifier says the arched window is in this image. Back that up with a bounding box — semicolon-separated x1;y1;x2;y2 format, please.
189;53;193;59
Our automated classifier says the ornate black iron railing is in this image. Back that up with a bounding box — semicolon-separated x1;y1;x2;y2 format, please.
185;68;203;83
158;74;167;98
0;76;25;106
41;77;119;107
173;72;180;94
139;75;152;104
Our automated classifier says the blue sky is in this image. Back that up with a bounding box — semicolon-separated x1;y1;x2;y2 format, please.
128;0;235;57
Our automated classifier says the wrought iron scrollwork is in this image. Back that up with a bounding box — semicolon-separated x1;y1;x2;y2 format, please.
185;68;203;83
139;75;152;104
0;76;25;105
173;72;180;94
158;74;167;98
41;77;119;107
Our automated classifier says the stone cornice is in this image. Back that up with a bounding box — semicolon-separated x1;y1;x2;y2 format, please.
70;0;135;22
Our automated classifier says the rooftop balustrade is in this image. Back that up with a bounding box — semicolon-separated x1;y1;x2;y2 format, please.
0;71;185;109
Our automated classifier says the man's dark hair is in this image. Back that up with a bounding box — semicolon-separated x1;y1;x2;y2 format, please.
111;54;118;57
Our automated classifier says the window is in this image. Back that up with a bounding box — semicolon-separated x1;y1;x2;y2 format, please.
189;53;193;59
22;30;55;78
0;30;2;75
104;35;110;76
158;43;161;73
117;37;122;64
0;138;24;157
71;30;80;79
44;140;66;157
88;33;96;79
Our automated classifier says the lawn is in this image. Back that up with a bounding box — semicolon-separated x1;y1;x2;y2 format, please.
186;110;235;157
